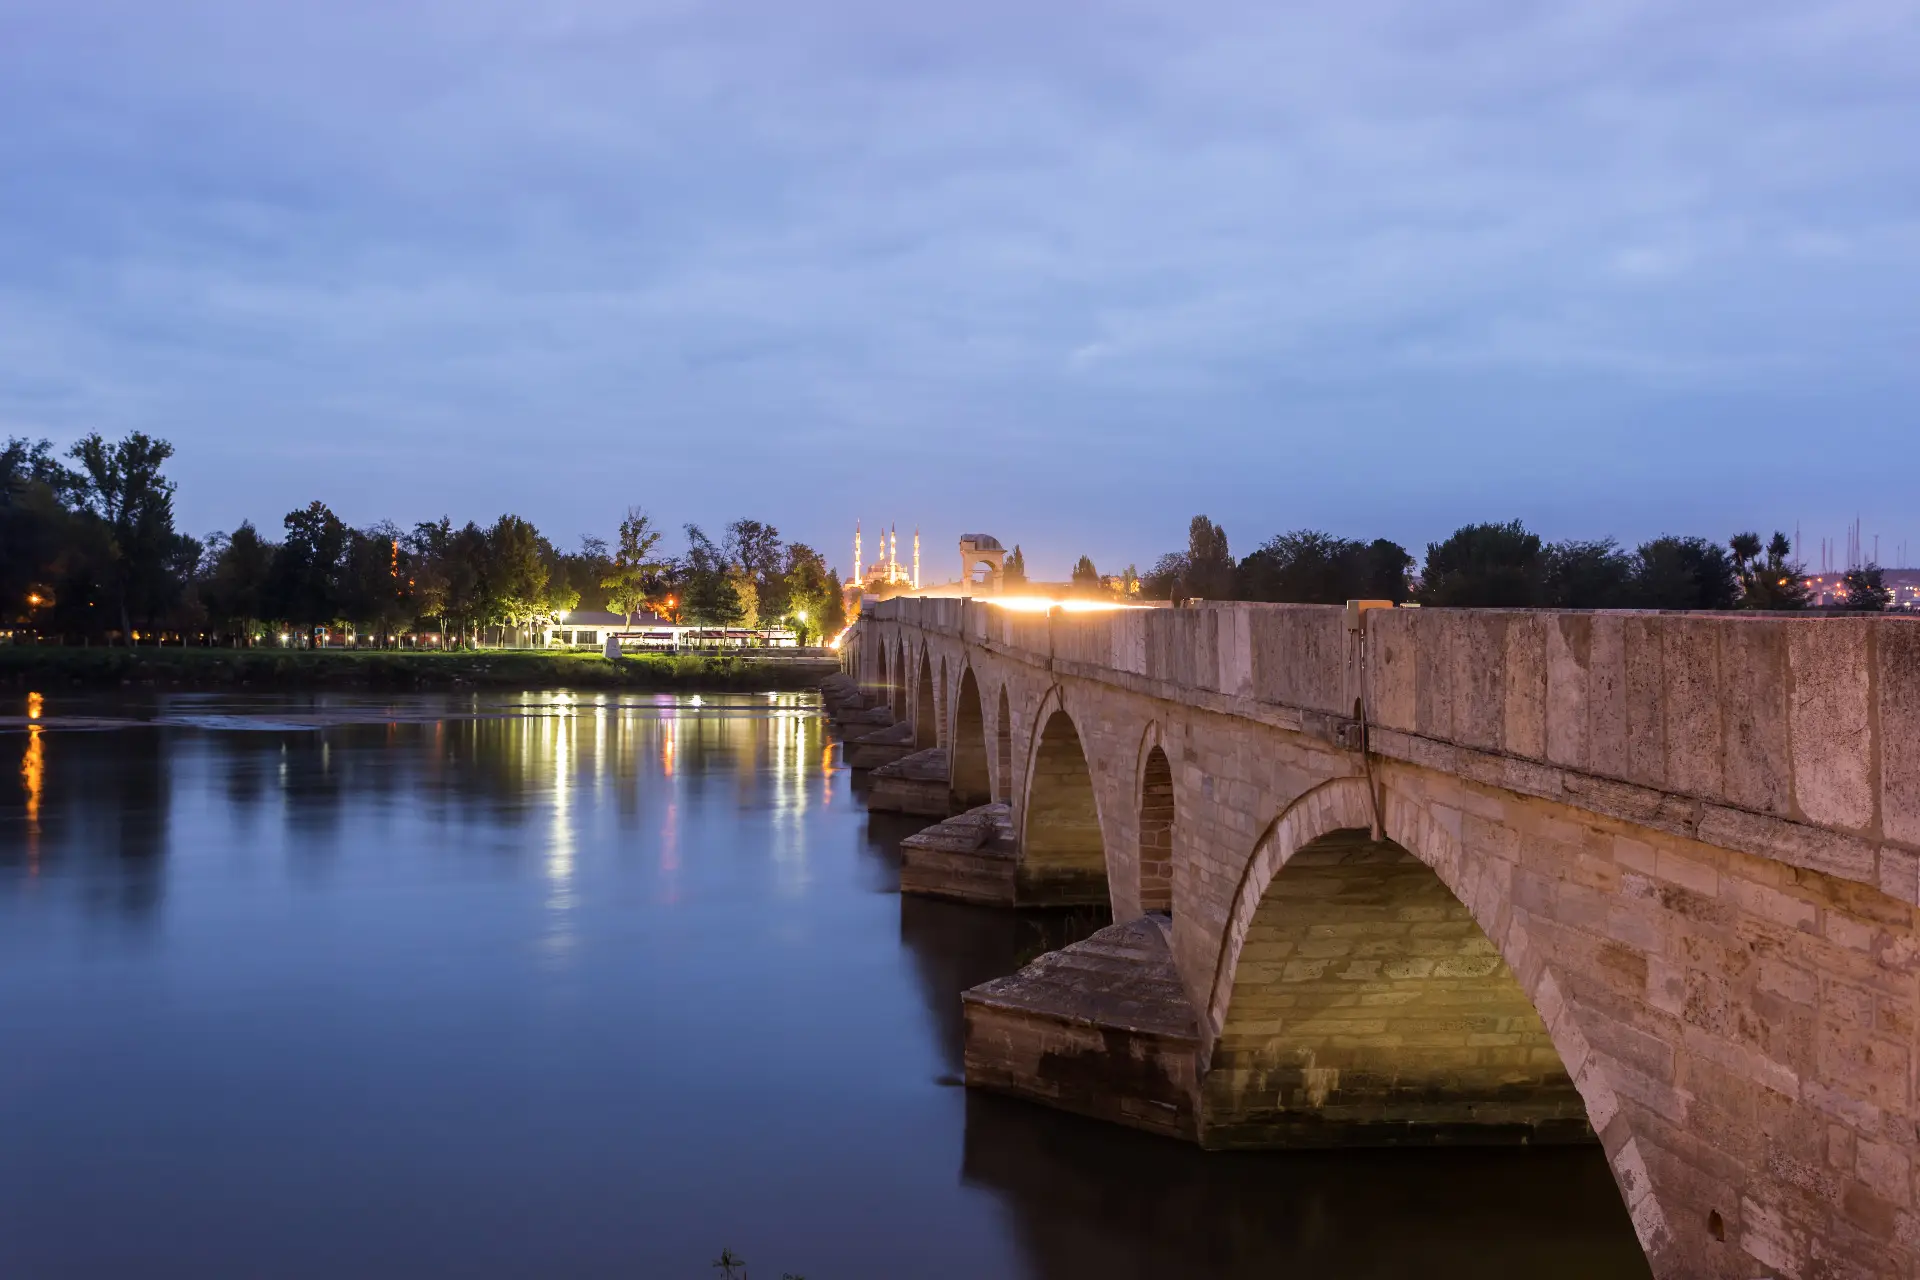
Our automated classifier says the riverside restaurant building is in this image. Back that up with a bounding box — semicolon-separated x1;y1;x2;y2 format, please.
542;610;800;651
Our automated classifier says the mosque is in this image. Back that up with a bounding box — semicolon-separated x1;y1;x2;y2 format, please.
845;524;1009;599
850;522;920;591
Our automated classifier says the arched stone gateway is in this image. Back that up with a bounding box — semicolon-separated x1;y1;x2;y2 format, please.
864;598;1920;1280
1019;705;1112;908
951;668;992;811
1137;743;1174;915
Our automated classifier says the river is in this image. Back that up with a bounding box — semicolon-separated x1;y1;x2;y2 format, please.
0;690;1649;1278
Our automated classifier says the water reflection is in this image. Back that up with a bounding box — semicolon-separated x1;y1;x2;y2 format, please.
0;690;1647;1279
21;692;43;870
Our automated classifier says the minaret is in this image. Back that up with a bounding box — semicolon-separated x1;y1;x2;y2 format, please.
912;528;921;589
854;522;862;585
889;526;898;580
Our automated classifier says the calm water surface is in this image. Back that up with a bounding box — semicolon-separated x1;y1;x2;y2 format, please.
0;691;1650;1278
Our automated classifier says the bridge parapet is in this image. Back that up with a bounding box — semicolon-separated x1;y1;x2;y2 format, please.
867;597;1919;904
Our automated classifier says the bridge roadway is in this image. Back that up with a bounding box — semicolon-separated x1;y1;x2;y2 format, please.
839;597;1919;1280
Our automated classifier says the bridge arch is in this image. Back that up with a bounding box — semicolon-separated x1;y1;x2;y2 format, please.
913;645;937;749
950;666;991;811
890;637;908;720
1134;729;1175;917
936;657;949;748
1204;775;1673;1270
993;684;1013;804
1017;690;1111;908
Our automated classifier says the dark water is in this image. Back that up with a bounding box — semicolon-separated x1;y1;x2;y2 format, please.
0;691;1650;1279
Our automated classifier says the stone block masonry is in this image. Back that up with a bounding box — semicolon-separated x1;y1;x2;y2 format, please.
843;602;1920;1280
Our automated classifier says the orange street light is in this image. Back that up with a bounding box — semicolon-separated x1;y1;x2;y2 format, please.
26;593;42;606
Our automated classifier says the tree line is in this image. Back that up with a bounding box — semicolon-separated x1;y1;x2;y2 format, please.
1089;516;1897;611
3;432;848;646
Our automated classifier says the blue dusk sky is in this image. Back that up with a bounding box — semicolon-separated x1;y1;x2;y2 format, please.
2;1;1917;581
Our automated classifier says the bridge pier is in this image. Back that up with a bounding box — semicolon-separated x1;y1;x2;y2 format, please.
964;917;1202;1141
866;747;951;816
900;803;1115;908
844;720;916;769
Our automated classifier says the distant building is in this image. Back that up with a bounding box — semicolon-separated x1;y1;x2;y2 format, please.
958;534;1007;592
848;521;920;590
1799;570;1920;610
543;610;799;650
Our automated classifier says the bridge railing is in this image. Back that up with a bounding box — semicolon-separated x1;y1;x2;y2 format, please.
866;598;1919;895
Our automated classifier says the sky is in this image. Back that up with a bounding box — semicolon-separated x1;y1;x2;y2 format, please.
2;0;1917;582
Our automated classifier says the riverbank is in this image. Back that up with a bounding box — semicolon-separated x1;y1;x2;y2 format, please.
0;646;842;692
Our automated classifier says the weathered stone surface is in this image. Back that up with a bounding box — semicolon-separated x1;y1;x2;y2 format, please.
835;702;893;728
818;672;860;708
900;804;1018;905
867;747;951;817
1877;620;1920;849
845;598;1920;1280
1788;618;1874;831
964;916;1202;1140
845;720;915;770
1201;834;1592;1149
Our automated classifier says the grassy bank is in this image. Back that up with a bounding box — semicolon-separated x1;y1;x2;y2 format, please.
0;646;842;692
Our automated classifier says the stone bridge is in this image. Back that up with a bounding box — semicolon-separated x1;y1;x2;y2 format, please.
838;597;1919;1280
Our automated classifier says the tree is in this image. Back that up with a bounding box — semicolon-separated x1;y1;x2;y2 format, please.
725;519;783;583
1543;539;1636;609
340;523;416;646
406;518;455;640
1356;539;1414;603
681;524;745;631
558;535;613;614
1185;516;1234;600
1731;531;1811;610
1631;536;1739;610
780;543;838;644
270;501;351;642
485;514;550;646
729;519;788;621
602;507;665;624
1071;555;1100;594
68;431;186;640
444;521;492;644
1143;552;1186;602
200;521;278;644
1234;530;1411;604
1;437;88;632
1004;545;1027;586
1417;521;1543;607
1839;565;1891;612
1145;516;1234;603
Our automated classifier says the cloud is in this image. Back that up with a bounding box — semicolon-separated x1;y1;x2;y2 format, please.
0;0;1916;574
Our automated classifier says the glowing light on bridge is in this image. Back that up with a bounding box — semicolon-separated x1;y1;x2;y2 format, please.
983;597;1147;613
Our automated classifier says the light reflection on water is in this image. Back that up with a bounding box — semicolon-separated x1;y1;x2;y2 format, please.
0;690;1648;1280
